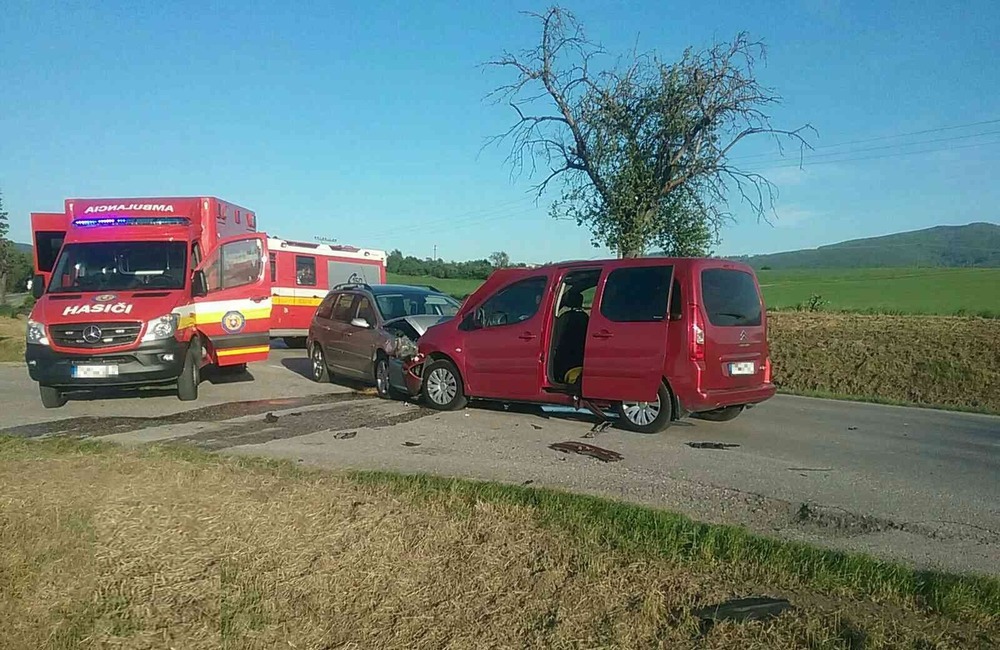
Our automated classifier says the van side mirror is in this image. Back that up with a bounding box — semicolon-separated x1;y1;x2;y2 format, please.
192;271;209;298
31;274;45;299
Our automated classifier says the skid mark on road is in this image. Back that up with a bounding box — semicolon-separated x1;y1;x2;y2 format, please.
0;392;376;439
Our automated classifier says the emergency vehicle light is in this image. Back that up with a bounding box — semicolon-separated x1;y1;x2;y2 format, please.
73;216;191;228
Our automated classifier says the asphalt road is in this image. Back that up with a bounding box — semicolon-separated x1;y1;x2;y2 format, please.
1;348;997;575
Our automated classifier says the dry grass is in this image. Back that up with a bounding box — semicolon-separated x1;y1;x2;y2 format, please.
0;315;26;362
1;438;995;649
769;312;1000;413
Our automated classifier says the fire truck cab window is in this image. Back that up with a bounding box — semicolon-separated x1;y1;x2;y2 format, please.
296;256;317;286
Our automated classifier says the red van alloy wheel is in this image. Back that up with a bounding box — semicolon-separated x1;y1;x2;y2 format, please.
421;360;468;411
615;383;672;433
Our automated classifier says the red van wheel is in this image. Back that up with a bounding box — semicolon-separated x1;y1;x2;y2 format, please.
693;405;744;422
616;383;672;434
422;359;468;411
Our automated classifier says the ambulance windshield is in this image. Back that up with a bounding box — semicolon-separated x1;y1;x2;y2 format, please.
48;242;188;293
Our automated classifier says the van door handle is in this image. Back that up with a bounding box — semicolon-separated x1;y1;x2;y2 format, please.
592;330;613;339
518;331;537;341
251;296;268;303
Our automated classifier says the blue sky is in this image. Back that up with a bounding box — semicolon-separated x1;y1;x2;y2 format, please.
2;0;998;263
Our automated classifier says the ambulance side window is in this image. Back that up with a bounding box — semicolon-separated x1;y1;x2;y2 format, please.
269;253;277;282
203;239;264;293
191;242;202;268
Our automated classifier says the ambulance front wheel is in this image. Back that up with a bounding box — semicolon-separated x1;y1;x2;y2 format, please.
178;339;201;401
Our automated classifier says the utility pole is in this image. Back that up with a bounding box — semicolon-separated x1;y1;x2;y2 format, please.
433;244;437;260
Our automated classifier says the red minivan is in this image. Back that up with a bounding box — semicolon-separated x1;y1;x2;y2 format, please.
402;258;775;433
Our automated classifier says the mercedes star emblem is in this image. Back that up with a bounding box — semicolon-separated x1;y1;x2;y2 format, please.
82;325;103;344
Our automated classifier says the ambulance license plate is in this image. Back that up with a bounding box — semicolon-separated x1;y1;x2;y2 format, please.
729;361;755;376
72;365;119;379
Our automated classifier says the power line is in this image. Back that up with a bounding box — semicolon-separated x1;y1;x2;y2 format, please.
386;198;542;236
739;129;1000;167
374;118;1000;240
747;138;1000;172
730;117;1000;162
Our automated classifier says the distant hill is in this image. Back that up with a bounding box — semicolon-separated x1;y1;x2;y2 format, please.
13;242;32;255
738;223;1000;269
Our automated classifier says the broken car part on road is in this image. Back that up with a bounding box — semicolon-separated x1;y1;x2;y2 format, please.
549;441;623;463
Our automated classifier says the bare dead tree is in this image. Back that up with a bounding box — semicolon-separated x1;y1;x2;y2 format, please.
485;6;813;257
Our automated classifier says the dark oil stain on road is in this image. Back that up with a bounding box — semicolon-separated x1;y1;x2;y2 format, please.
0;392;416;440
179;402;430;451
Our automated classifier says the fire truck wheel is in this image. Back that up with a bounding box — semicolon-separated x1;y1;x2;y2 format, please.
311;344;330;383
39;385;67;409
178;339;201;401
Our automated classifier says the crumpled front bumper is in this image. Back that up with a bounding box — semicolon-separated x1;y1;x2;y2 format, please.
399;355;426;396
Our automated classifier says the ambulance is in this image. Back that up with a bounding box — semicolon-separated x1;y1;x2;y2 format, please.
267;238;387;348
26;197;272;407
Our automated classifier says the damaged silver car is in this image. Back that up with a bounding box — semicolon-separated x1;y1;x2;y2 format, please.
305;283;458;399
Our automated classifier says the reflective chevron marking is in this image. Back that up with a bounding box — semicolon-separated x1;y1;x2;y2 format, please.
217;345;271;357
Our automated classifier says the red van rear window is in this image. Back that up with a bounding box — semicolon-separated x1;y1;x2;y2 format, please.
700;268;762;327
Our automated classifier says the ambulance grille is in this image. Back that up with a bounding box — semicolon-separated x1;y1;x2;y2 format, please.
49;322;143;349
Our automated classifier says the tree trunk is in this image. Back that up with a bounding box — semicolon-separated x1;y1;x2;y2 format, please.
0;271;7;306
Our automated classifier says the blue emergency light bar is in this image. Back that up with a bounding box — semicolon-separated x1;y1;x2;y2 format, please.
73;216;192;228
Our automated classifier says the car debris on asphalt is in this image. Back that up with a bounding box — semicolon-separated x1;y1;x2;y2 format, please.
549;441;623;462
582;421;613;438
687;441;740;450
332;431;357;440
402;441;421;447
264;412;279;423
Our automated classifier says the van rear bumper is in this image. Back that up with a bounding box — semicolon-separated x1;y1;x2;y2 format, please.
680;383;776;415
25;339;188;390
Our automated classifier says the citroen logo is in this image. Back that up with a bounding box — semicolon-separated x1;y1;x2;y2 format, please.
739;329;748;343
82;325;103;343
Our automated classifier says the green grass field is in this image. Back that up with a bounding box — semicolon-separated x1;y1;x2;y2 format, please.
391;267;1000;317
757;267;1000;317
387;273;483;299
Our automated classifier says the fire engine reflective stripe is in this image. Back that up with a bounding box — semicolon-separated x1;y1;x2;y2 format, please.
174;300;271;330
217;345;271;357
176;310;270;329
272;295;323;307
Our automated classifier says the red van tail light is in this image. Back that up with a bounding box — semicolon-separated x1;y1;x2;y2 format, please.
764;356;772;383
689;303;705;361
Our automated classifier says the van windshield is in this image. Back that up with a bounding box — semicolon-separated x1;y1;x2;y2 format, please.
48;241;188;293
700;268;763;326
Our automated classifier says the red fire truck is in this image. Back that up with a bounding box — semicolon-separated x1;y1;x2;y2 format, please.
267;238;387;347
26;197;272;408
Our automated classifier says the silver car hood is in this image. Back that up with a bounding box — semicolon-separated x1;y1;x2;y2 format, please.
383;314;452;337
